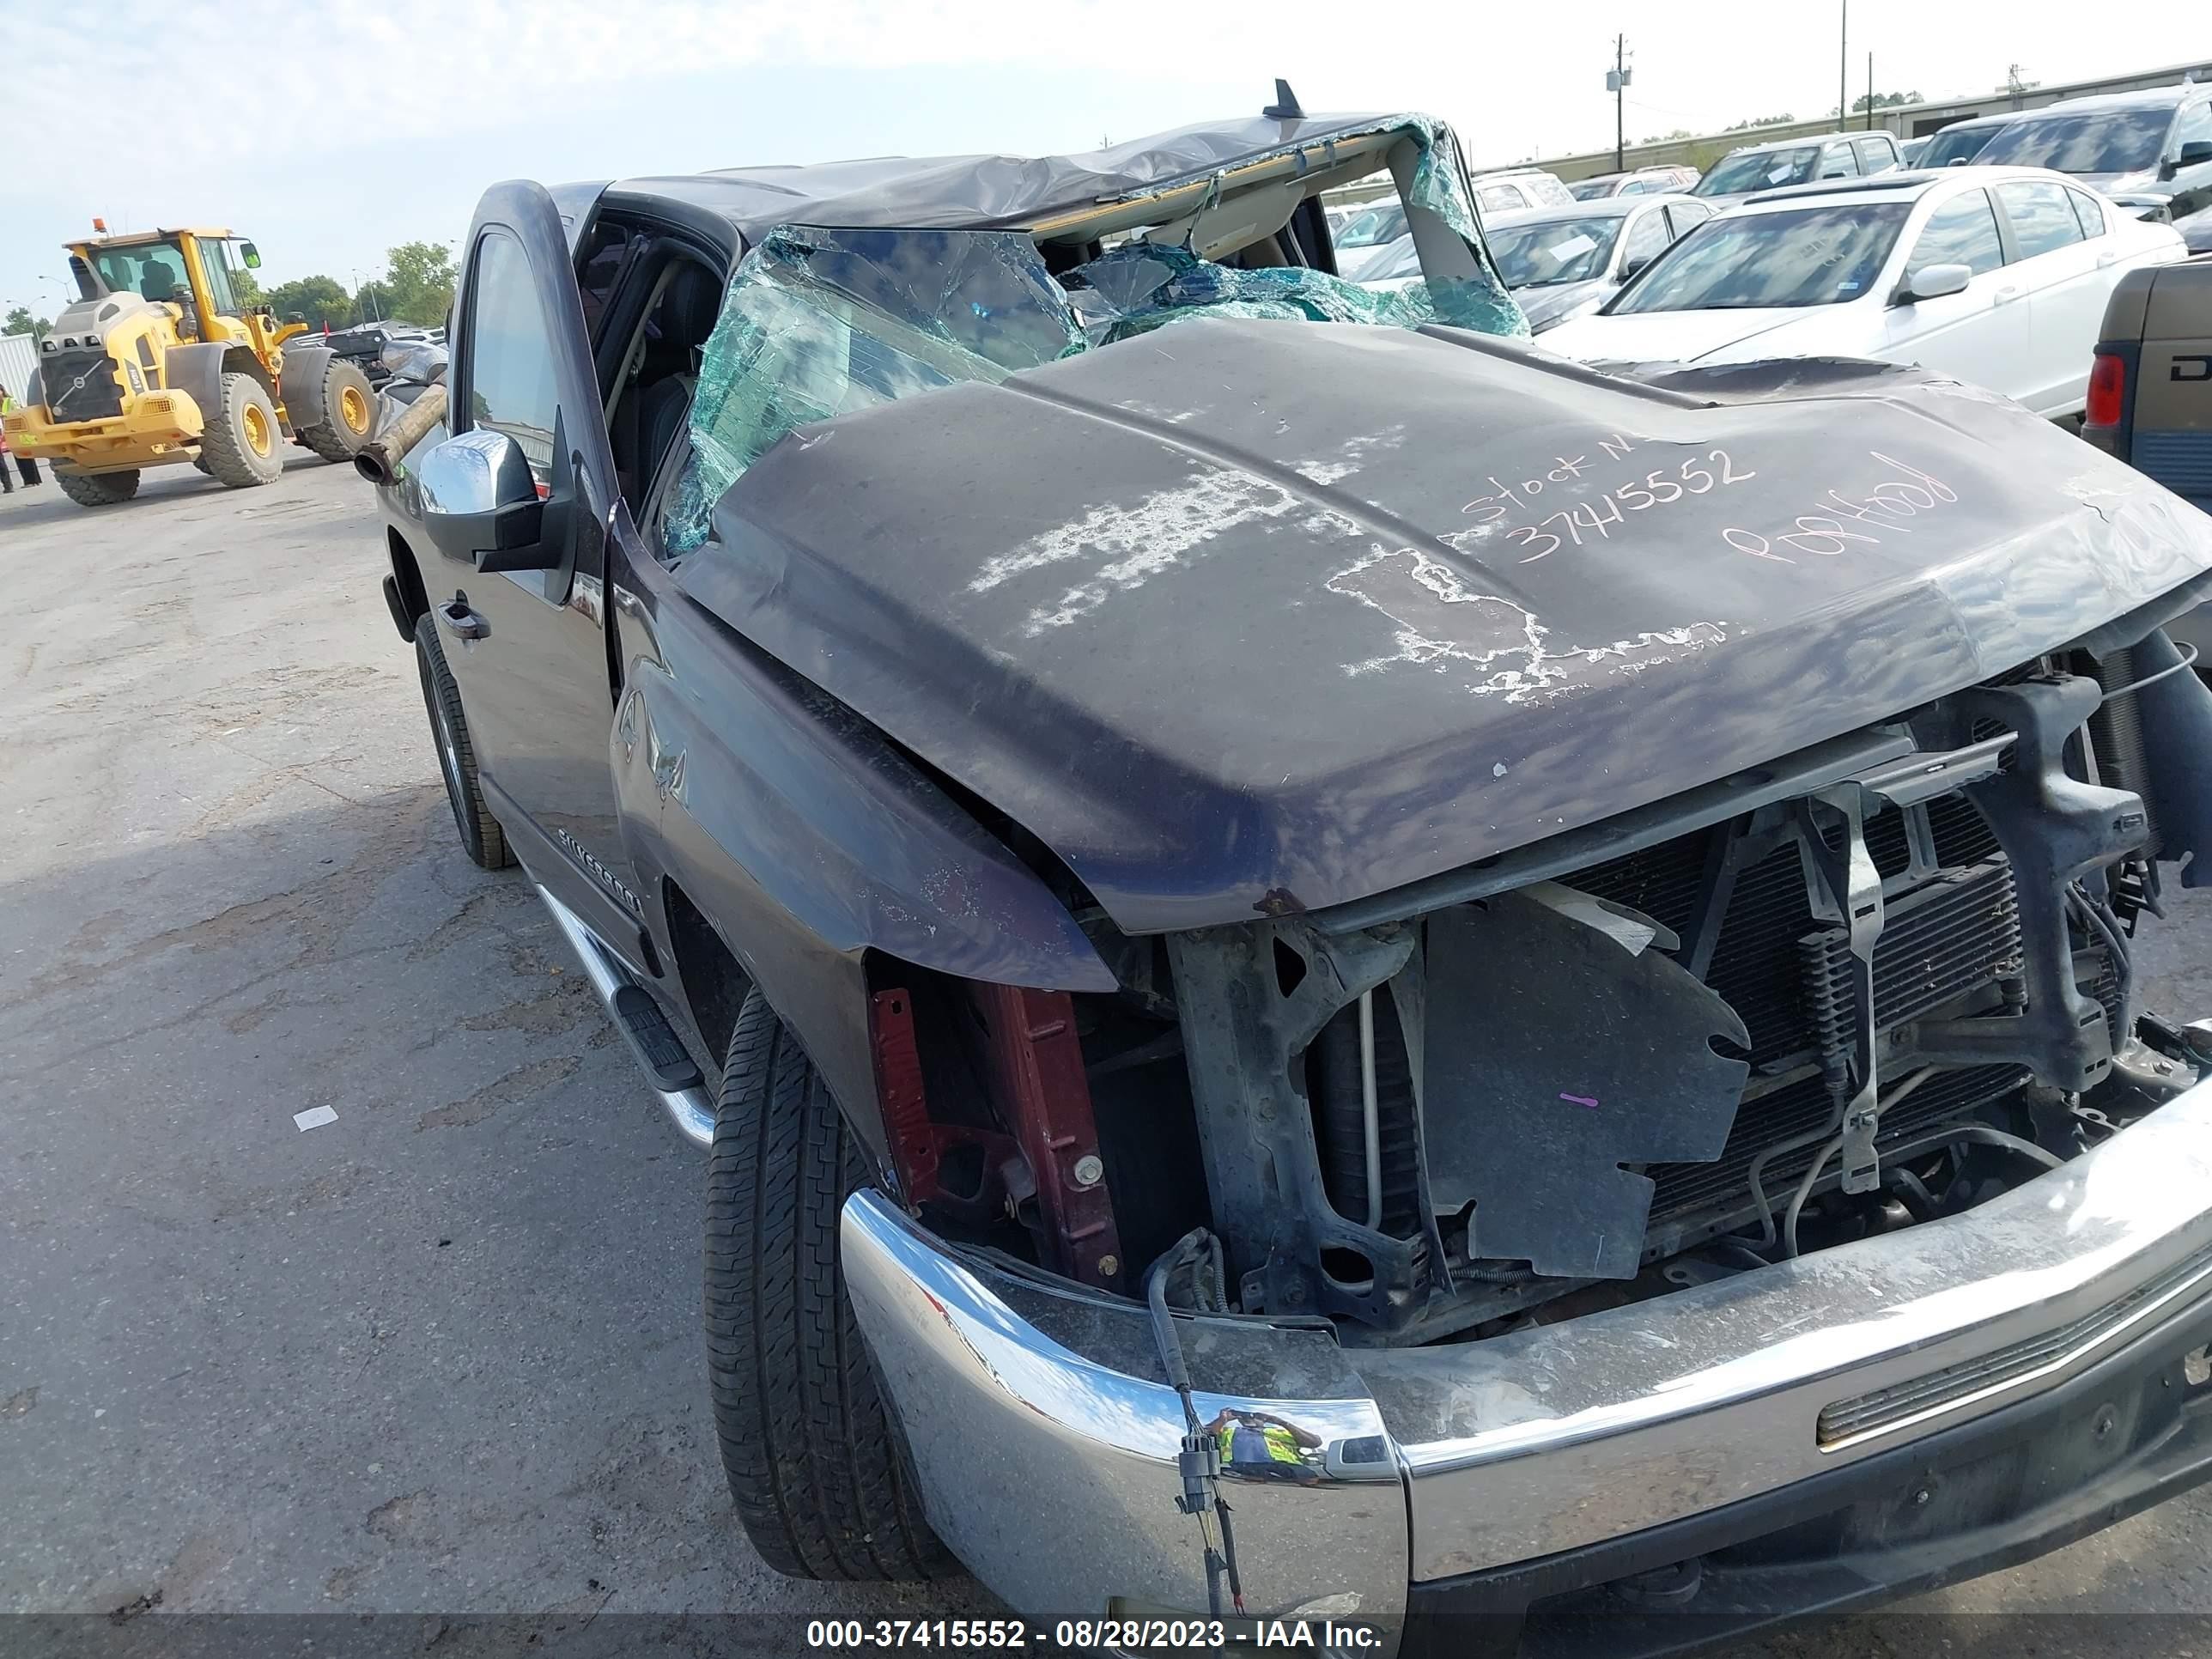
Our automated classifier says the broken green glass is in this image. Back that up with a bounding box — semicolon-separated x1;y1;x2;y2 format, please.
1064;240;1468;343
667;226;1084;550
667;120;1528;551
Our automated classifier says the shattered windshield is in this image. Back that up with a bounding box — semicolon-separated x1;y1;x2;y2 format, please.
666;118;1528;552
665;226;1082;549
1063;239;1449;339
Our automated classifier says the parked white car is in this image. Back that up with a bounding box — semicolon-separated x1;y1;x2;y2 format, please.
1468;167;1576;213
1348;196;1717;331
1688;131;1904;204
1542;167;2187;419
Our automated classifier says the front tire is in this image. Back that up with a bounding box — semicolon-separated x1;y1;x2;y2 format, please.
414;614;512;869
54;468;141;507
704;992;951;1581
198;372;285;488
295;358;378;462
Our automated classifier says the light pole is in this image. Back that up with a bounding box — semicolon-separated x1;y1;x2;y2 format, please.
1838;0;1848;129
1606;36;1632;173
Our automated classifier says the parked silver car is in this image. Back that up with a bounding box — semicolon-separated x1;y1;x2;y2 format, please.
1349;193;1716;331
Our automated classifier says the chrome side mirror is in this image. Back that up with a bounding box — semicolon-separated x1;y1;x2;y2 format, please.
416;428;551;571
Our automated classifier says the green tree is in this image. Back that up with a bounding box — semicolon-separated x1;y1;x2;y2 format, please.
266;275;352;329
1852;90;1923;112
382;240;456;326
1725;112;1796;131
5;305;52;342
231;264;266;309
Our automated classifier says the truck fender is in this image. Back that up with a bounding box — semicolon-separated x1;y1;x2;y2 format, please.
162;342;243;431
611;616;1112;1158
281;343;336;429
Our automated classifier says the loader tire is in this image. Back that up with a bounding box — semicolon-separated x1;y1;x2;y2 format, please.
296;358;378;462
198;372;285;489
54;468;140;507
704;991;953;1583
414;615;511;870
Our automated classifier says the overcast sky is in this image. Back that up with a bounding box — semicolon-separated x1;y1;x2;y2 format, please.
4;0;2209;321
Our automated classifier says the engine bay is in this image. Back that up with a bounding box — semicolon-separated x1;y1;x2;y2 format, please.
885;635;2212;1348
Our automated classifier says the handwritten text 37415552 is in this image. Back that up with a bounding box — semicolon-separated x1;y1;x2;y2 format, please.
1459;432;1760;564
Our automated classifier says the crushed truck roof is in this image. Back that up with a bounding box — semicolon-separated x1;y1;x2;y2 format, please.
599;112;1410;241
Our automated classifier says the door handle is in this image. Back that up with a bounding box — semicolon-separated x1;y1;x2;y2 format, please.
435;600;489;641
2097;249;2119;266
1993;285;2022;304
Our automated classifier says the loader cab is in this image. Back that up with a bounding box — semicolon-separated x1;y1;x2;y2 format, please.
68;228;295;361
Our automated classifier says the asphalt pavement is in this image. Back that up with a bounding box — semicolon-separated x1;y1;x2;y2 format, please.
6;455;2212;1655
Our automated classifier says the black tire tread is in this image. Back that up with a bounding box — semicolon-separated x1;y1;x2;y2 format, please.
296;357;377;462
198;372;283;488
54;468;140;507
704;992;948;1581
413;617;512;869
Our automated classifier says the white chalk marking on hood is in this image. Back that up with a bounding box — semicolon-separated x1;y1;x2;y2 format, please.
294;1105;338;1132
972;467;1367;635
1290;425;1407;489
1325;546;1725;702
969;467;1293;594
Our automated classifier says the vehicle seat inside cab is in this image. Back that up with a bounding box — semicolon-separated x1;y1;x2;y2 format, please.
615;259;725;517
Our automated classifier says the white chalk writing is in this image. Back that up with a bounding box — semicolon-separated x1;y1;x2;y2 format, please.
1720;452;1957;566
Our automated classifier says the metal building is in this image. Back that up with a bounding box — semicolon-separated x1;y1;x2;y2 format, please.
1535;58;2212;182
0;332;40;402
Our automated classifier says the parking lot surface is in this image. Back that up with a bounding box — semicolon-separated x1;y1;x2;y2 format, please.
5;458;2212;1651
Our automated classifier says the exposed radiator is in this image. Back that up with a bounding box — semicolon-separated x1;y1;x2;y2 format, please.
1565;789;2052;1258
1801;858;2022;1076
1646;1063;2028;1239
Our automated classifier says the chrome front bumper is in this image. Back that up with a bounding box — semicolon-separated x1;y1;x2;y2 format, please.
842;1075;2212;1624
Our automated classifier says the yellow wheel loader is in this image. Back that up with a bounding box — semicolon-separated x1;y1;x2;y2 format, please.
0;224;380;507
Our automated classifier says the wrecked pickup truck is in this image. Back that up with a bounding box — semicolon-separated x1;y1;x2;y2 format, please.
368;101;2212;1651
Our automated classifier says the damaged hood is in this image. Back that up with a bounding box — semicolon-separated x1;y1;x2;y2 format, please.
675;316;2212;933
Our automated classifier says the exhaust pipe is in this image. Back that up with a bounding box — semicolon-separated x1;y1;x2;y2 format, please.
354;384;448;487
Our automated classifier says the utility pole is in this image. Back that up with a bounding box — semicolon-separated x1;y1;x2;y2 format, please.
1838;0;1848;129
1867;52;1875;129
1606;35;1631;172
